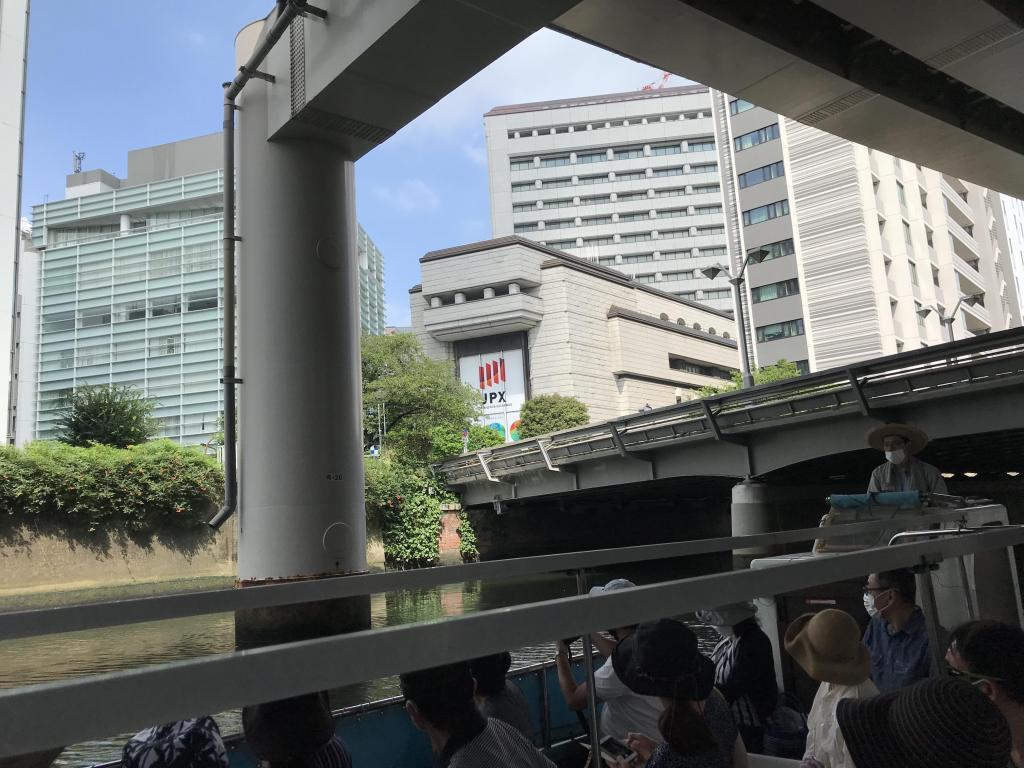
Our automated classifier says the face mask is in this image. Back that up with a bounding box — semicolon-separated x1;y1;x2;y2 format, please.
863;592;879;618
885;449;906;465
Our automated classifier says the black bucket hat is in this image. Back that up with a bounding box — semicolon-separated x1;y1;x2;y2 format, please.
837;677;1011;768
612;619;715;700
242;691;335;763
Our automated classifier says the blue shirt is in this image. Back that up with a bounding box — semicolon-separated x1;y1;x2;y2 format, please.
862;607;932;693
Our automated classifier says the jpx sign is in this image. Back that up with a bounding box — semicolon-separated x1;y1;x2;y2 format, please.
459;348;526;442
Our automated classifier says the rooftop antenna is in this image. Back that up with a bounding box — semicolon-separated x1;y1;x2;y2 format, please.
72;151;85;174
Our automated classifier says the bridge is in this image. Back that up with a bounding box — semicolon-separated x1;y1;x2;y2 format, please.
436;328;1024;507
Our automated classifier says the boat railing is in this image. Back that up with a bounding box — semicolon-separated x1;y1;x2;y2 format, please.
0;506;1021;758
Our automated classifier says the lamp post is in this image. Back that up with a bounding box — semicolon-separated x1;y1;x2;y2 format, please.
700;249;768;388
917;293;984;343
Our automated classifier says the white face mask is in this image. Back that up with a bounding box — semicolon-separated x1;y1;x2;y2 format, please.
863;592;879;618
885;449;906;465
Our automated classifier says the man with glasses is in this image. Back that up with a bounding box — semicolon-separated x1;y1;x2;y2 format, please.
862;569;939;693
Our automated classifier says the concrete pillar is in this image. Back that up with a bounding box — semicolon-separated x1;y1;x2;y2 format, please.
119;214;131;234
731;479;775;566
234;29;368;642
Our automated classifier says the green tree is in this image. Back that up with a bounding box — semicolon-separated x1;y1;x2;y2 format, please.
518;394;589;439
361;333;482;464
428;423;505;463
697;359;802;397
56;384;159;449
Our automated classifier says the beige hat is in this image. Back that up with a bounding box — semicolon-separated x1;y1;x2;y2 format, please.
866;422;929;454
784;609;870;686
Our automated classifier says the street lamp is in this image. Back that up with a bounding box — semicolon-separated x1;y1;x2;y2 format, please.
700;249;768;388
917;293;984;343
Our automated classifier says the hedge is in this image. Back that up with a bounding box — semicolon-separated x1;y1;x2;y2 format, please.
0;440;223;556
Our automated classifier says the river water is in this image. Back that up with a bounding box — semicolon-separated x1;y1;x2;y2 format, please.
0;567;721;767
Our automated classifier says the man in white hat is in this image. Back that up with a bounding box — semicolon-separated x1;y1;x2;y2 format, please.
865;423;947;494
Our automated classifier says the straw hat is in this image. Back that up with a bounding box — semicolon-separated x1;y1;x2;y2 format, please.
784;609;870;686
613;619;716;701
866;423;929;454
837;678;1010;768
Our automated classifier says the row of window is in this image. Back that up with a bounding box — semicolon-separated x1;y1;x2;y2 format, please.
734;123;780;152
544;225;726;251
675;288;732;301
669;356;733;380
42;290;219;333
748;238;795;262
509;139;717;170
742;199;790;226
738;161;785;189
511;183;722;213
751;277;800;304
42;246;221;294
50;331;220;369
729;98;755;116
756;318;804;343
505;110;709;139
596;246;728;267
510;163;718;193
515;205;724;233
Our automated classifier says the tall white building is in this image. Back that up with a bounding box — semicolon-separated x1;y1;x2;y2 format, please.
999;195;1024;320
1;0;30;443
486;86;1021;374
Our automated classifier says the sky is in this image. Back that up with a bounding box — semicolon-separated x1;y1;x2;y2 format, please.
21;1;692;327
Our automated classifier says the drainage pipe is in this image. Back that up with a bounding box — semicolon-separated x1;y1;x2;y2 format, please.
209;0;305;530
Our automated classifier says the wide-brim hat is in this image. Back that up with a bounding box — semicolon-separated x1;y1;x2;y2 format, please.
837;678;1010;768
613;619;715;700
866;423;929;454
242;692;334;763
784;609;870;686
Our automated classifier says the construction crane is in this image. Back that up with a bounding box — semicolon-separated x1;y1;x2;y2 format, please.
641;72;671;91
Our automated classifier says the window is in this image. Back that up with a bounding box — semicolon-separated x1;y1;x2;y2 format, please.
149;335;180;357
742;199;790;226
909;261;919;286
77;344;109;367
737;161;785;189
751;278;800;303
43;312;75;333
903;221;913;247
150;294;181;317
756;319;805;343
733;123;779;151
59;349;74;369
793;360;810;375
669;355;732;380
514;223;538;233
615;147;645;160
651;144;682;156
925;228;934;248
509;159;532;171
730;98;755;115
183;244;218;273
79;306;112;328
896;182;907;208
748;238;795;262
687;140;716;152
115;301;147;323
187;290;218;312
149;248;182;279
540;155;571;168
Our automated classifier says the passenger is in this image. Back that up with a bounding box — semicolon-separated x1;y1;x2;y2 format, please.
784;609;877;768
470;651;533;739
122;717;229;768
865;423;947;494
862;569;939;692
400;661;555;767
554;578;664;742
612;618;748;768
242;691;352;767
836;677;1010;768
696;601;777;753
946;620;1024;767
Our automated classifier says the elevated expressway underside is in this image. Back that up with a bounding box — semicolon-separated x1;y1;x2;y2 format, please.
435;329;1024;508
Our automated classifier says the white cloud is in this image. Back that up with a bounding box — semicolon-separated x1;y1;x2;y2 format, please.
461;143;488;167
372;179;441;213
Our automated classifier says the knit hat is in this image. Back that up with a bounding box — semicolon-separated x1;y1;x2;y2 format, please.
613;619;716;700
784;609;870;686
837;677;1011;768
122;717;228;768
242;692;335;763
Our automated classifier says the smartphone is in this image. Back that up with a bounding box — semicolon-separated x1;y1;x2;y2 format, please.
581;736;638;764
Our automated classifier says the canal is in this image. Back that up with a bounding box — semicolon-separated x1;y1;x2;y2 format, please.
0;562;723;767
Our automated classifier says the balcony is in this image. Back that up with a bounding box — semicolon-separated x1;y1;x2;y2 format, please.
941;177;974;227
422;292;544;342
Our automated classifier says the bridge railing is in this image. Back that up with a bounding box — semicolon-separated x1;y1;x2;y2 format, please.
436;327;1024;484
0;510;1020;757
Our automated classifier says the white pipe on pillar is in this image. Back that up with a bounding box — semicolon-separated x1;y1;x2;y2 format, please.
236;71;366;582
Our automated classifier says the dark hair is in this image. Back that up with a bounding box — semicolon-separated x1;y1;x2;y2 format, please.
400;663;479;732
470;652;512;697
659;699;717;756
877;569;916;604
958;621;1024;704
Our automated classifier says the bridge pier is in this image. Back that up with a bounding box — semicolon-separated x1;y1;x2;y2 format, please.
731;479;776;568
233;17;369;645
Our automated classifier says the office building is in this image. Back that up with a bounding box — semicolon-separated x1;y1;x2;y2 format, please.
10;218;38;446
28;135;386;444
1000;195;1024;320
487;86;1021;373
1;0;30;443
410;236;737;431
359;225;386;335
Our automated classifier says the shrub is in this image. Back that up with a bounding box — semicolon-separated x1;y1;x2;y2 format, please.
697;359;803;397
365;454;445;568
429;423;505;463
456;511;479;563
0;440;222;556
56;384;159;448
519;394;590;439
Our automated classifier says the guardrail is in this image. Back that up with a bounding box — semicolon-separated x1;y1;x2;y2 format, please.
1;510;1020;757
436;326;1024;485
